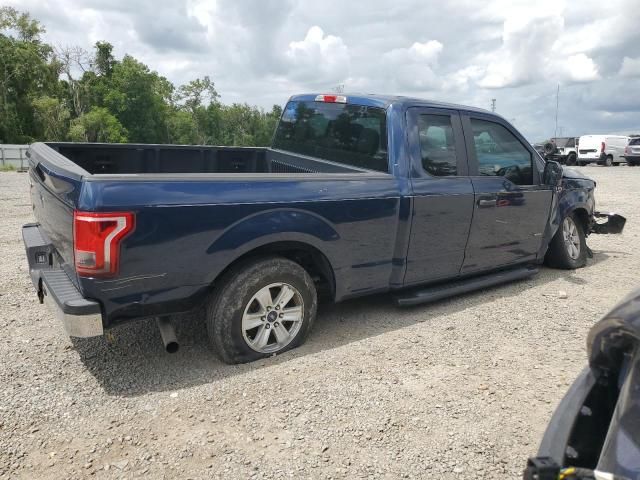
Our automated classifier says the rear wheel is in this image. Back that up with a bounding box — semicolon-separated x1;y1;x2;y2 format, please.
545;213;587;269
206;256;317;364
566;154;577;166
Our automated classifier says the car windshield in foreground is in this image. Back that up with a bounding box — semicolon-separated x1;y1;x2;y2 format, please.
272;100;389;172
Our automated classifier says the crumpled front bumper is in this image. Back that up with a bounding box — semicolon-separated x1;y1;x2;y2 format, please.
591;212;626;234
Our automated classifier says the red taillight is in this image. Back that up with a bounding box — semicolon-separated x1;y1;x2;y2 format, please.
601;142;605;153
73;211;135;277
625;146;630;154
314;94;347;103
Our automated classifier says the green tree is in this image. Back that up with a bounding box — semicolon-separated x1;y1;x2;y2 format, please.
69;107;127;143
32;96;70;140
166;110;198;144
0;7;59;143
104;55;173;143
94;41;115;77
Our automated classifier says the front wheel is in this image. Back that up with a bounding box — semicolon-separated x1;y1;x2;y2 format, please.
206;257;317;364
545;214;587;269
604;155;613;167
566;154;577;166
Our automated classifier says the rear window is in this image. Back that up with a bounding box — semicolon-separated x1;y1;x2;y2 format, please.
272;100;388;172
630;138;640;145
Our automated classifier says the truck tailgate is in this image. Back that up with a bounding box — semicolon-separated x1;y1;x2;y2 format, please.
27;144;84;286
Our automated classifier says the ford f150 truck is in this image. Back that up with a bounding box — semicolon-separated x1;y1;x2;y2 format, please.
22;93;625;364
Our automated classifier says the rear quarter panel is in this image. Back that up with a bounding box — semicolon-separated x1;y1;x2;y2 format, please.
78;175;401;325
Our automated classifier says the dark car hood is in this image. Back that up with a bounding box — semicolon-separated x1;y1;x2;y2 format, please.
562;166;593;181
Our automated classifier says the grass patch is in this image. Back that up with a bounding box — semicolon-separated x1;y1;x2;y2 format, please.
0;164;16;172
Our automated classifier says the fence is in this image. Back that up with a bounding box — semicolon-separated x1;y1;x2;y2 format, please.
0;144;29;171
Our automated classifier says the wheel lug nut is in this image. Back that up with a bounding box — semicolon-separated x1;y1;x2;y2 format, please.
274;322;279;327
279;313;283;318
261;316;266;321
265;324;271;329
275;305;280;310
266;306;271;311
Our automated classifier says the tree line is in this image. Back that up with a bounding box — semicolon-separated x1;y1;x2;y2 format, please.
0;7;282;146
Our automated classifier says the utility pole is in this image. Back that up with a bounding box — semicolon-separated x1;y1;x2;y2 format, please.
491;98;496;113
554;84;559;138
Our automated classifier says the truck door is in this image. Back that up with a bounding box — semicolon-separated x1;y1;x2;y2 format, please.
461;113;553;274
403;107;475;285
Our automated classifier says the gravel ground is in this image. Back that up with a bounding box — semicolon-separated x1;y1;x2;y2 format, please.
1;167;638;480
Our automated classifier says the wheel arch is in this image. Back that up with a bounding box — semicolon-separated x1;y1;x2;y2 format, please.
211;240;337;302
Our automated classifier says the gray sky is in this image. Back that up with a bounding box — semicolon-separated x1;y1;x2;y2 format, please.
10;0;640;141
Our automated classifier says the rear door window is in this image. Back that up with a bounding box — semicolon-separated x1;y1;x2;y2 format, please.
273;101;388;172
418;114;459;176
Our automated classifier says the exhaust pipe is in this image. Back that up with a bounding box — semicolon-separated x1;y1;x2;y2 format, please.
156;317;179;353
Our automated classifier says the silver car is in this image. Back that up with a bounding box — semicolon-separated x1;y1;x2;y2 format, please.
624;137;640;166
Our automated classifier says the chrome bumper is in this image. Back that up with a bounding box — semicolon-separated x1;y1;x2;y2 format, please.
23;223;104;338
41;272;104;337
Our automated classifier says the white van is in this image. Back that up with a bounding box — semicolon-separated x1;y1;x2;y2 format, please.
577;135;630;166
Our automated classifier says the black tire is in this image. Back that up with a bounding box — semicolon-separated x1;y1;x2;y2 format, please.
604;155;613;167
206;256;317;364
566;154;577;166
577;160;586;166
543;142;556;155
545;213;587;269
629;160;638;166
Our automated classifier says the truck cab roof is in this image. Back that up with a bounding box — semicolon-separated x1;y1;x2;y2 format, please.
289;93;496;116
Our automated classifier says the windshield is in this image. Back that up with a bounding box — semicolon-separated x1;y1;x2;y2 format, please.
272;100;389;172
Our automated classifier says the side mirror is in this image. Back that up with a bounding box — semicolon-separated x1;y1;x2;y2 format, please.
543;160;563;186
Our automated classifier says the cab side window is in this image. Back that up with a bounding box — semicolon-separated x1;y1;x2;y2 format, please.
470;119;533;185
418;114;458;176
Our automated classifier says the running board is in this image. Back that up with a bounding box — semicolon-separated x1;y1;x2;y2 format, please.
393;266;539;307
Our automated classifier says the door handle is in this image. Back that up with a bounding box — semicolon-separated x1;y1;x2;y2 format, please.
478;198;497;208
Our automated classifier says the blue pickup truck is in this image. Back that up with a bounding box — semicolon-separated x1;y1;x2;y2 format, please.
22;93;625;364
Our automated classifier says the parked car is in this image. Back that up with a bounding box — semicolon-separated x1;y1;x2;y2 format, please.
22;93;625;364
535;137;579;165
577;134;630;166
525;289;640;480
623;137;640;166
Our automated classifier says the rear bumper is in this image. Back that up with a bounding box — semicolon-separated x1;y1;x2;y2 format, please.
577;153;605;163
22;223;103;337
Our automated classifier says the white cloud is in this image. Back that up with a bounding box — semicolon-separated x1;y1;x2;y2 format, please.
619;57;640;78
284;26;350;84
377;40;444;91
477;15;563;88
561;54;600;82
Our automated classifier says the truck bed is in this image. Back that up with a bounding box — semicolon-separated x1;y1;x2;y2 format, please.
45;143;364;175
